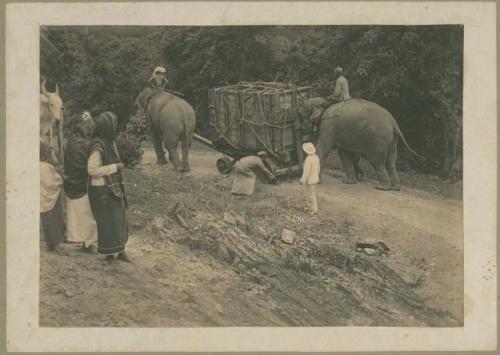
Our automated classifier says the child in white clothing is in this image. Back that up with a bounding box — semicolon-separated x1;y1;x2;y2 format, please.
300;142;321;213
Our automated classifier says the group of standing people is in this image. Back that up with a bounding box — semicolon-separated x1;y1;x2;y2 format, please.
40;65;167;261
40;111;131;262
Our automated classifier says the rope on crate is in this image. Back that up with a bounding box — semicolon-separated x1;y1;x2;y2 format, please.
210;82;310;158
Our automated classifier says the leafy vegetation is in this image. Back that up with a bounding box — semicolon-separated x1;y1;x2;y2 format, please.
40;25;462;177
115;110;147;168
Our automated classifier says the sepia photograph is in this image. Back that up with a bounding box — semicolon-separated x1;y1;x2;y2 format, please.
5;1;497;352
39;24;463;328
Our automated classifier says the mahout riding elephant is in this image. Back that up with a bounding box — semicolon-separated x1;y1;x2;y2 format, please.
40;79;64;166
297;97;421;191
136;88;196;172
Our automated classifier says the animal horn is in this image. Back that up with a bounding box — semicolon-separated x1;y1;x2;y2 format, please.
55;83;59;95
41;79;48;95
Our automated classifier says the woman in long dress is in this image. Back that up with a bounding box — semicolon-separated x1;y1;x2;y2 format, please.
87;111;130;262
64;112;98;252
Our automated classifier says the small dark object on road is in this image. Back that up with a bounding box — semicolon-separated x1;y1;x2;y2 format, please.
356;239;391;255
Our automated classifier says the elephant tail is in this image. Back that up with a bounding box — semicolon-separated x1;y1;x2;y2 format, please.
394;124;425;159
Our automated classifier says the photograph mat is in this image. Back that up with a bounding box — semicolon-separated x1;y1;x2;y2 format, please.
5;1;497;352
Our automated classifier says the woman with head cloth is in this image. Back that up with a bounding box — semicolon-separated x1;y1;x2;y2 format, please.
87;111;130;262
64;111;98;252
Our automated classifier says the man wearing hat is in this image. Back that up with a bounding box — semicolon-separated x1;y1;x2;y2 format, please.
148;66;169;91
137;66;170;110
312;66;352;126
300;142;320;214
328;67;351;103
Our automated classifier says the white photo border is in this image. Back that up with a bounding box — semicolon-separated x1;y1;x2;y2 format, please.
5;1;497;352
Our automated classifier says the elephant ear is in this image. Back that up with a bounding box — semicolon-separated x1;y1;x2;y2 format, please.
310;107;323;122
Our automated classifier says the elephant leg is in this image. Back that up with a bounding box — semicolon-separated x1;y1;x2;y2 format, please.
149;121;167;165
353;154;364;181
367;147;392;190
338;149;357;184
369;160;390;190
316;139;334;182
386;141;400;191
180;134;192;173
164;133;181;171
374;165;392;190
165;146;181;171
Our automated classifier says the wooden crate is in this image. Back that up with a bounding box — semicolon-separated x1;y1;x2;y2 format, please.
208;82;312;163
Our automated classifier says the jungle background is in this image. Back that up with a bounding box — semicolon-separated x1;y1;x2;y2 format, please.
39;26;465;327
40;25;463;178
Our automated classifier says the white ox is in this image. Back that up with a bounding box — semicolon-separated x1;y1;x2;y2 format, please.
40;80;64;166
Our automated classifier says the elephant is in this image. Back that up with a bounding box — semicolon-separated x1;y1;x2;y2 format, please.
136;88;196;172
297;97;421;191
40;79;64;167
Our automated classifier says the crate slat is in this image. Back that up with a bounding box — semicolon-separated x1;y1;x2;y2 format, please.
209;82;311;159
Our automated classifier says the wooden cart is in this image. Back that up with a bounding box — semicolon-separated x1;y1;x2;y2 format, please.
193;82;312;177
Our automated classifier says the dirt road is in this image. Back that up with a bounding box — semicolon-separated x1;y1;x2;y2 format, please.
185;146;463;320
40;144;463;327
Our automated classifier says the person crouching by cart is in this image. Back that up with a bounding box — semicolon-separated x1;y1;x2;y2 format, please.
300;142;320;214
40;140;66;252
231;152;277;196
87;112;130;263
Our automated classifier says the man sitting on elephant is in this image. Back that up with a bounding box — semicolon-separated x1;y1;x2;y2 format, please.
328;66;351;104
307;68;352;151
314;67;352;120
148;65;169;90
136;66;171;112
135;68;196;172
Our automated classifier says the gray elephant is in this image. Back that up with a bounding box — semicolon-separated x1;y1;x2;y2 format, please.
136;88;196;172
298;98;421;191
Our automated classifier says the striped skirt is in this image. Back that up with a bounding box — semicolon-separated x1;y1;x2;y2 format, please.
88;186;128;254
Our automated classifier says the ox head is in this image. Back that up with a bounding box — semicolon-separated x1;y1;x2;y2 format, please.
41;80;64;120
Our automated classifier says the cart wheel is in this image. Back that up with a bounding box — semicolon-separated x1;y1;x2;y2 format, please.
216;157;233;175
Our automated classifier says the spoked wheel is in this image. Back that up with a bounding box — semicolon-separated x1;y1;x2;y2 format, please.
216;157;234;175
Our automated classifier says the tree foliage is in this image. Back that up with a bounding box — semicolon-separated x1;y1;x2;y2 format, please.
40;25;463;176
